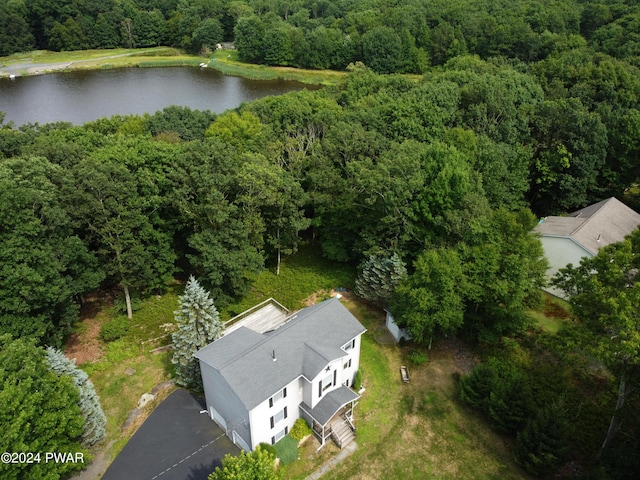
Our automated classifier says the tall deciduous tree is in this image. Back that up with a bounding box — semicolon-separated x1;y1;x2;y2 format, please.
70;154;175;318
172;276;222;390
391;247;465;347
0;156;103;346
552;228;640;460
461;208;548;341
46;347;107;447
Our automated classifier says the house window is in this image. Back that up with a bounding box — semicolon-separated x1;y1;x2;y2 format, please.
271;426;288;444
270;407;288;429
343;339;356;351
322;372;333;392
343;359;352;369
269;387;287;408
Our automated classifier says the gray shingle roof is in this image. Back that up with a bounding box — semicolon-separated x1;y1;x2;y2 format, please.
534;197;640;254
195;298;366;411
300;385;360;426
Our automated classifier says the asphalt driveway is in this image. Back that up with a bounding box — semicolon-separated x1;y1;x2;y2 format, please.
102;389;238;480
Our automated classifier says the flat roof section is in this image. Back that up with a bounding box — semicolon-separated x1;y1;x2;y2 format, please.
223;298;290;336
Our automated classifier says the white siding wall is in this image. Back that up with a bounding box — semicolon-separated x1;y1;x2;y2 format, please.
248;377;301;449
540;236;593;297
309;335;363;409
385;312;411;343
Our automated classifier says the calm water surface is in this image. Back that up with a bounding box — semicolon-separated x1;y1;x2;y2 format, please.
0;67;314;126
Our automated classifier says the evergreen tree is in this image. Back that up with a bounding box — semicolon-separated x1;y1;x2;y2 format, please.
515;399;568;476
46;347;107;447
172;276;222;390
354;252;407;306
459;361;499;413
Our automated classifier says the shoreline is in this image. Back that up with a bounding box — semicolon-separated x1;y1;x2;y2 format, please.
0;48;344;86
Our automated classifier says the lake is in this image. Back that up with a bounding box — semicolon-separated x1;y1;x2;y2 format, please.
0;67;315;126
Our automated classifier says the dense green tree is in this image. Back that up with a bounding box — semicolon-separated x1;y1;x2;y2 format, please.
552;228;640;460
0;2;34;55
529;98;608;214
172;276;222;390
46;347;107;447
48;17;88;51
191;17;224;53
145;105;217;141
459;361;499;412
171;141;264;304
0;334;85;480
205;110;265;152
515;399;569;476
392;248;465;346
0;156;103;346
69;153;176;318
209;447;279;480
234;15;265;62
361;26;402;74
488;368;536;434
461;208;547;341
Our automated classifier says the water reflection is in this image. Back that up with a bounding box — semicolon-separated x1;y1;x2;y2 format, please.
0;67;315;126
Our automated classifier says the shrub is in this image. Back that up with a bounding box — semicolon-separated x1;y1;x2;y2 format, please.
274;435;298;465
487;370;535;434
100;316;130;342
289;418;312;441
353;368;363;390
258;442;277;457
459;362;499;412
408;350;428;365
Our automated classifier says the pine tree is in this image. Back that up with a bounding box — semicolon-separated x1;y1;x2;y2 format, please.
515;399;568;476
354;252;407;306
172;276;222;390
46;347;107;447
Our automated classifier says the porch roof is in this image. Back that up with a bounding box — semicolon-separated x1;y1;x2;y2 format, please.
300;385;359;426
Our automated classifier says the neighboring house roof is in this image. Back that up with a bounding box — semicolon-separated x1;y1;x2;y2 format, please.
535;197;640;254
195;298;366;411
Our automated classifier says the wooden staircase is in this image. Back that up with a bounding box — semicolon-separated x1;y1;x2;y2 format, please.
330;419;355;449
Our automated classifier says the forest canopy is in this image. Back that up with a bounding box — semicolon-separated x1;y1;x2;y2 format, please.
0;0;639;72
4;2;640;475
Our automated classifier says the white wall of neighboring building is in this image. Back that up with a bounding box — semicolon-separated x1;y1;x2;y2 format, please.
539;236;593;297
385;311;412;343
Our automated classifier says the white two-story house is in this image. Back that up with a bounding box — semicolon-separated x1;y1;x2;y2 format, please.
195;297;366;451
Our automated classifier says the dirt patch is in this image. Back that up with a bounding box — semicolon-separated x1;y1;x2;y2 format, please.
435;336;480;374
65;291;116;365
302;288;352;306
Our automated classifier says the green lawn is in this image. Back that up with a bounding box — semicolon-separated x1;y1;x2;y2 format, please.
528;293;572;334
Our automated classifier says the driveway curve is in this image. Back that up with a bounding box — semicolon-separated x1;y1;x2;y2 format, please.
102;389;238;480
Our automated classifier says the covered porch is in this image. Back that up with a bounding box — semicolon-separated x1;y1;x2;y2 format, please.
299;385;359;450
